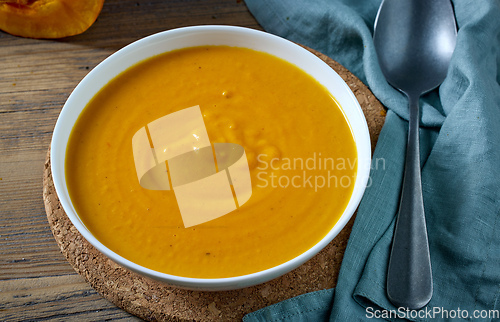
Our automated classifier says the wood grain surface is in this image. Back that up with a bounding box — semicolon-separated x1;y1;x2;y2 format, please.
1;1;260;320
0;1;386;321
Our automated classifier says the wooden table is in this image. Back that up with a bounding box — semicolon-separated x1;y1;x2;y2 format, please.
0;1;261;320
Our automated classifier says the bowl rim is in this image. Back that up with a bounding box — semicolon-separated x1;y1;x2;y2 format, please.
51;25;371;290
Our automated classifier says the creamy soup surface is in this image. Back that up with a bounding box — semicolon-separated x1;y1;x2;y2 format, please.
66;46;357;278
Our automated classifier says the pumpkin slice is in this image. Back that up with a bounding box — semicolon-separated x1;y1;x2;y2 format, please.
0;0;104;38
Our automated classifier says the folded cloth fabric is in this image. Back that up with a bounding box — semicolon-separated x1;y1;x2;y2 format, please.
243;0;500;321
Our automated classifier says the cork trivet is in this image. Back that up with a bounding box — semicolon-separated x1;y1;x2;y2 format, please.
43;47;386;322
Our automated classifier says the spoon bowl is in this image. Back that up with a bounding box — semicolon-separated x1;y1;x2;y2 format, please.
374;0;457;95
373;0;457;310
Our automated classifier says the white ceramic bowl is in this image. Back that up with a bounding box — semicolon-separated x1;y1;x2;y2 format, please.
51;25;371;291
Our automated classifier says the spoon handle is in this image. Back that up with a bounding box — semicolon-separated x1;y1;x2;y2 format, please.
386;94;433;310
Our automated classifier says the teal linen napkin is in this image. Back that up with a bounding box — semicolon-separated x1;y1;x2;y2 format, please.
243;0;500;321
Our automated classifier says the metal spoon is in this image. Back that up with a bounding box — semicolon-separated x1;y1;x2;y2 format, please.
373;0;457;310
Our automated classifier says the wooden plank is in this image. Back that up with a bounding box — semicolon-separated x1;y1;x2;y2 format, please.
0;274;140;321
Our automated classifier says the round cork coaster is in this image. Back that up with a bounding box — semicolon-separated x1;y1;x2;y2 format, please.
43;47;386;321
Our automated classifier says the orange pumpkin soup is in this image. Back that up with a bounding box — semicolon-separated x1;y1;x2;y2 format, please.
65;46;357;278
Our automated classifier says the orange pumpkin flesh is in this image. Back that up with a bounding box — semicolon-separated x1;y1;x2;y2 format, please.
0;0;104;38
